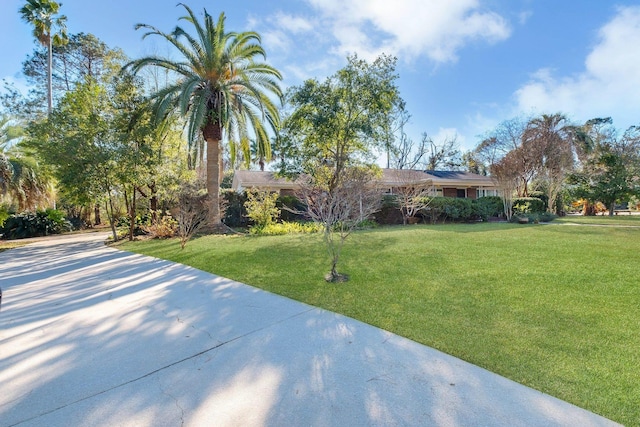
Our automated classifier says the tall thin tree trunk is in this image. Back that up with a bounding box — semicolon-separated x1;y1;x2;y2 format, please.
47;35;53;115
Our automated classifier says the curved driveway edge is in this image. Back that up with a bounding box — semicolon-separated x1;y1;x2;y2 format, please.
0;233;620;427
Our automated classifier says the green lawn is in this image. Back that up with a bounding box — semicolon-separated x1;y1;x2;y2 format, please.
0;242;26;253
122;222;639;426
556;214;640;226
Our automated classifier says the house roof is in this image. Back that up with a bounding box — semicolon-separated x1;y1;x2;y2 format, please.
423;170;495;187
231;170;303;192
231;169;497;192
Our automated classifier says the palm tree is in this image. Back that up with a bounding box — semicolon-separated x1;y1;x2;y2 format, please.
127;3;282;227
19;0;68;115
523;113;573;212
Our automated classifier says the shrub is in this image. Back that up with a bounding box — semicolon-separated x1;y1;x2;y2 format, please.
423;197;476;223
116;214;149;236
0;205;10;228
512;197;546;214
143;213;178;238
249;221;322;235
245;191;280;232
277;195;306;222
222;190;248;228
510;212;557;224
474;196;504;221
0;209;72;239
374;195;404;225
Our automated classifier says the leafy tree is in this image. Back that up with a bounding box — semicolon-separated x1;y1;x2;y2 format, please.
19;0;68;115
281;54;400;189
2;32;125;121
522;113;573;213
569;123;640;215
126;3;282;228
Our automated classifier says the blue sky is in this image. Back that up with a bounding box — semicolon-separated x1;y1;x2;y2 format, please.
2;0;640;152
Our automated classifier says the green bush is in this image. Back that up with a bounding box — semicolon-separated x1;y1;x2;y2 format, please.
374;195;404;225
0;205;10;228
116;214;149;236
1;209;72;240
512;197;546;214
222;190;248;228
474;196;504;221
277;195;306;222
423;197;476;223
510;212;557;224
245;191;280;232
249;221;322;235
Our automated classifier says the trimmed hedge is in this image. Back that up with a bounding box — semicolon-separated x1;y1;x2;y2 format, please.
375;196;505;225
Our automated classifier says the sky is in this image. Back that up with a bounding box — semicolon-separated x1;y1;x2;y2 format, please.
2;0;640;153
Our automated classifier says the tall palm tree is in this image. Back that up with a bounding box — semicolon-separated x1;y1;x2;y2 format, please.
523;113;573;212
19;0;68;115
127;3;282;226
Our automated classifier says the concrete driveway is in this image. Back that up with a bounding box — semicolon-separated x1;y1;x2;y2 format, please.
0;233;620;426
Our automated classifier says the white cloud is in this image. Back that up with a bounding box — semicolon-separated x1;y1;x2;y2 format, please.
260;0;510;66
514;6;640;129
306;0;511;62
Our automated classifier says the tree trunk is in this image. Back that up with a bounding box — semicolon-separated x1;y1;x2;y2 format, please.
609;201;615;216
94;204;101;225
203;121;222;227
47;35;53;115
129;185;136;241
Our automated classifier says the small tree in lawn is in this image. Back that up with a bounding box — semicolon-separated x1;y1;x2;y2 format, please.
490;154;519;221
390;169;434;225
296;166;381;282
177;184;209;249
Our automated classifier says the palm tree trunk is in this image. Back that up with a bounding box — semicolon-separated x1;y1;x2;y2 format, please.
47;35;53;115
203;121;222;226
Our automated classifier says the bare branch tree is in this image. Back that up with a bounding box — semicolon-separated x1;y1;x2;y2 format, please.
177;184;209;249
490;155;519;221
294;168;382;282
426;133;463;170
389;169;434;224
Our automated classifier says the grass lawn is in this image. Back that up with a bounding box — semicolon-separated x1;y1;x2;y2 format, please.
122;222;639;426
0;241;26;253
556;214;640;226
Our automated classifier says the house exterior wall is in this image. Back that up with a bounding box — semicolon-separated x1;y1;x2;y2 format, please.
443;188;458;198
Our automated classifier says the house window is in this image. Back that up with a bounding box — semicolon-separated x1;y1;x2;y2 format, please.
456;189;466;198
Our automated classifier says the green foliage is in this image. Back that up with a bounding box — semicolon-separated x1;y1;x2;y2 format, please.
0;205;10;227
278;54;400;188
143;213;178;238
423;197;475;223
249;221;322;236
221;190;248;228
0;209;71;239
474;196;504;220
127;4;283;224
245;191;280;231
276;195;306;222
512;197;546;214
510;212;557;223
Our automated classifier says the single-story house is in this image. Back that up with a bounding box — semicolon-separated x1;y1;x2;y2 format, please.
231;169;500;199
